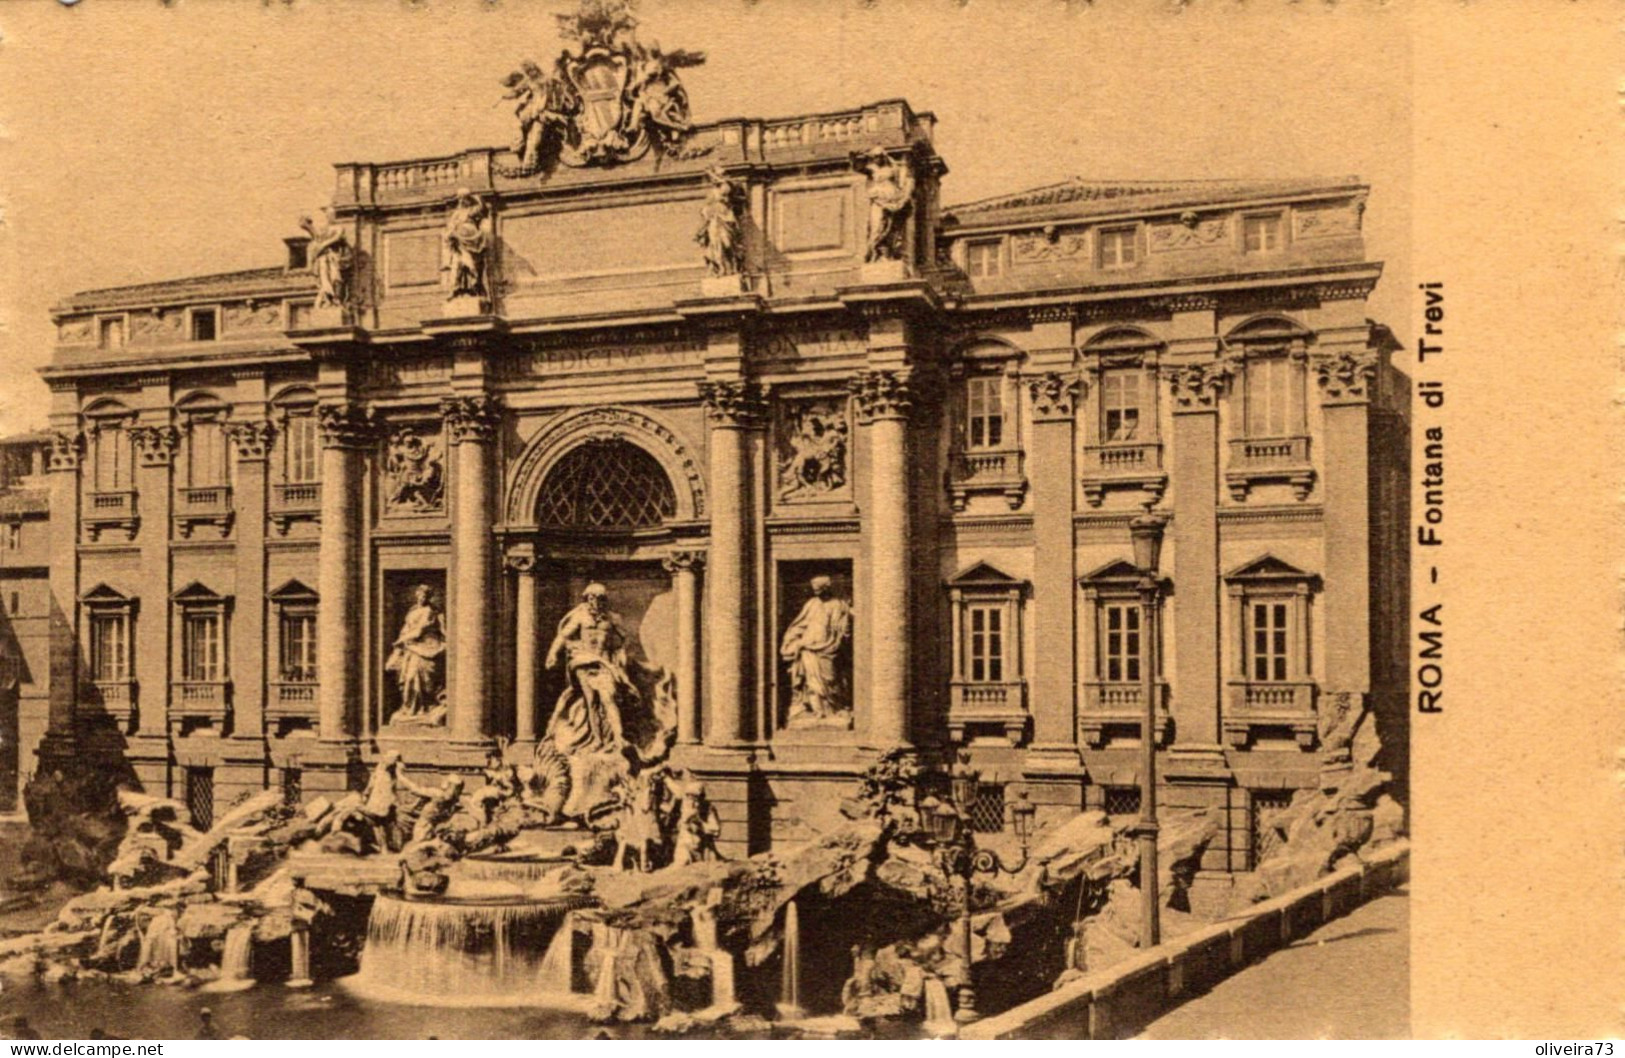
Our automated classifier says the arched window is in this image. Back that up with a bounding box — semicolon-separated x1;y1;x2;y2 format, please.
535;439;676;531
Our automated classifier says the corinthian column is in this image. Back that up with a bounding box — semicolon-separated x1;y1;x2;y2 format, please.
851;369;913;746
507;552;537;744
315;403;371;741
443;394;501;742
697;381;763;746
663;549;706;745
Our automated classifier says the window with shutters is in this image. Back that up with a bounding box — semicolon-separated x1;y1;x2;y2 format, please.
946;561;1028;745
1078;558;1169;748
1225;317;1314;502
1224;555;1317;750
81;584;137;726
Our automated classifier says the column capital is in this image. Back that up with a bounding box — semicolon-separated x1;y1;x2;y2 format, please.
225;420;275;462
1313;350;1379;405
315;402;375;449
130;425;180;467
697;379;767;428
46;431;83;471
663;548;707;574
504;552;536;574
1162;360;1231;412
848;369;913;423
1024;371;1084;421
441;394;502;445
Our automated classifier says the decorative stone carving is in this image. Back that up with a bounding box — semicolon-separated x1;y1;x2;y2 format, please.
1025;371;1082;421
1149;293;1219;314
222;301;281;332
440;394;502;445
1011;228;1087;263
441;189;492;302
695;165;744;278
661;549;705;575
129;425;180;467
57;318;94;345
129;310;184;344
384;584;447;726
47;431;83;471
780;576;853;729
500;0;707;176
383;427;445;512
848;370;912;423
777;398;849;501
696;380;767;427
506;405;706;523
1292;201;1362;240
299;209;353;312
504;552;536;575
1163;361;1231;410
1148;215;1227;252
1313;350;1379;401
315;403;374;450
224;421;275;462
855;148;916;263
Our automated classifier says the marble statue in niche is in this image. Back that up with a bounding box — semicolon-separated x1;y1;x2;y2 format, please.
383;428;444;512
695;165;744;277
385;584;447;725
856;147;916;263
441;188;492;301
299;208;352;311
778;398;849;501
780;576;854;729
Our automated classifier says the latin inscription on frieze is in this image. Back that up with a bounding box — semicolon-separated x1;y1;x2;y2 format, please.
498;339;706;378
758;328;867;362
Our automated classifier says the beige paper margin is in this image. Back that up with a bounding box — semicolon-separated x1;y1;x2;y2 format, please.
0;0;1619;1040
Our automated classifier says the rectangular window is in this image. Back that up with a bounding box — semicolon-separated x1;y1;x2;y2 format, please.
8;592;18;616
1098;227;1137;269
1103;786;1141;818
1245;357;1295;437
186;767;214;831
1101;370;1142;442
1104;602;1142;683
91;612;129;682
1243;214;1282;253
968;604;1004;683
285;415;319;484
94;427;129;491
966;783;1006;834
287;301;313;331
965;376;1005;450
965;240;1001;279
282;767;303;806
98;317;125;351
280;611;317;683
190;308;218;342
188;422;229;487
183;612;224;682
4;524;19;550
1250;601;1290;682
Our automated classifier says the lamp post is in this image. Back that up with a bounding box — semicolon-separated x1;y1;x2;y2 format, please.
1128;504;1168;950
927;759;1039;1026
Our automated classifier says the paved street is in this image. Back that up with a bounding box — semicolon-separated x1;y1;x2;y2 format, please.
1138;886;1410;1039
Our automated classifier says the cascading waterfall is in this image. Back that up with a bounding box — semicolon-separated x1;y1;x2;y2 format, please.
691;888;735;1011
204;924;256;992
538;912;579;994
137;910;181;977
776;900;803;1019
457;856;571;884
922;977;956;1037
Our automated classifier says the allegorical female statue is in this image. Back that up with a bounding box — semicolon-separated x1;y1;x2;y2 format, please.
543;583;638;756
385;584;446;722
857;148;916;263
441;188;491;301
299;209;352;310
695;165;743;277
780;575;853;726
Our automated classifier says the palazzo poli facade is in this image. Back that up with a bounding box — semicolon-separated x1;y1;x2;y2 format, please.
1;24;1406;880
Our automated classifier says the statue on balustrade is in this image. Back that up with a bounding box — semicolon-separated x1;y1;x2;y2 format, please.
299;208;352;311
780;576;854;728
856;148;916;263
441;188;492;301
385;584;447;725
695;165;743;277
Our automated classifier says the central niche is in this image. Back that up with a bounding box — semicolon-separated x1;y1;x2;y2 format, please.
535;439;677;532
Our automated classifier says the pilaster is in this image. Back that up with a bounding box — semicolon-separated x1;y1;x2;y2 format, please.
663;549;706;746
506;549;538;745
225;401;272;744
314;399;370;742
850;367;913;747
1024;362;1083;756
44;425;82;749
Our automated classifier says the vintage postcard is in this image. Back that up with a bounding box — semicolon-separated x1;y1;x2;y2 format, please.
0;0;1616;1042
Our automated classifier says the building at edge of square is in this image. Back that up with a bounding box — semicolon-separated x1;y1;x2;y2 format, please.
0;84;1408;897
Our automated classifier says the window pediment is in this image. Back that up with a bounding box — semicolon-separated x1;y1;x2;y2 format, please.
946;560;1024;591
81;583;133;605
172;581;227;604
1224;553;1316;586
268;579;318;603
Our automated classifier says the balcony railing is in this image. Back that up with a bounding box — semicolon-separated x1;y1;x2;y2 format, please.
945;448;1027;511
83;679;137;726
947;679;1028;744
270;481;321;534
267;680;318;720
174;485;234;538
1080;442;1167;507
84;490;139;541
1079;681;1171;747
171;679;231;729
1223;680;1317;749
1225;436;1314;501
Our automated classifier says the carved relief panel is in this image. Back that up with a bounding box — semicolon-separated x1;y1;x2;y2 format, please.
774;395;851;506
380;424;446;516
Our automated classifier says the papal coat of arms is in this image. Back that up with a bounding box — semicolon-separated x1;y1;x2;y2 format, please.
500;0;706;176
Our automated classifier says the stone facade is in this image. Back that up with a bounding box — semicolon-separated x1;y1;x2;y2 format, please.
10;92;1406;874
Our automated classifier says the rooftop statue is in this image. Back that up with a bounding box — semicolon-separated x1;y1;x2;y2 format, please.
695;165;744;278
298;208;352;311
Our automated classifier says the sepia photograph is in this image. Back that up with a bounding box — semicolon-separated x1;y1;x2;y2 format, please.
0;0;1611;1043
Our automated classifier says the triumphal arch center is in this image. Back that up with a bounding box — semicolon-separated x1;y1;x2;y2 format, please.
25;3;1407;873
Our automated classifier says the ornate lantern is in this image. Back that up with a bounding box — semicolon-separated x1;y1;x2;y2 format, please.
1129;508;1168;577
950;758;981;814
1011;790;1037;848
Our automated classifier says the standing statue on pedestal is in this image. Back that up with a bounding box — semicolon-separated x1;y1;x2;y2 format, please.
780;576;854;728
385;584;446;725
695;165;743;277
543;583;636;756
856;148;916;263
299;209;353;311
441;188;492;302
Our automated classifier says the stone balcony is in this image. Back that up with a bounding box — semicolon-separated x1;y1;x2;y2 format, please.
1079;681;1171;748
270;481;321;535
84;489;138;542
1226;436;1314;501
267;681;318;724
82;679;137;729
171;679;231;732
947;679;1029;744
1223;680;1317;749
1080;441;1167;507
946;448;1027;511
175;485;234;538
